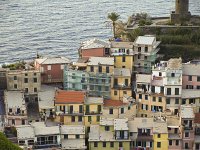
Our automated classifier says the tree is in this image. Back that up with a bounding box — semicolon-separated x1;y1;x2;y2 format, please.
0;132;22;150
107;12;120;38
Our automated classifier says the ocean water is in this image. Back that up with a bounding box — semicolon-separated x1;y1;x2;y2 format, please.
0;0;200;63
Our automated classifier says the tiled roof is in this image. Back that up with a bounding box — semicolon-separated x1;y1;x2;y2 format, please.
35;57;70;65
135;35;156;45
81;38;110;50
55;90;85;104
194;113;200;124
87;57;114;66
103;100;127;107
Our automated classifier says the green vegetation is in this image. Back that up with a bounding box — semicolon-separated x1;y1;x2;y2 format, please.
2;60;26;70
0;132;22;150
107;12;120;38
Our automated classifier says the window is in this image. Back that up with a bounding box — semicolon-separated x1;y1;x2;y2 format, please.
47;65;51;70
186;85;193;89
125;79;129;86
98;66;102;73
109;108;113;114
110;142;114;147
114;78;118;86
25;88;28;93
121;108;124;114
157;134;161;138
12;119;15;125
138;55;141;59
34;88;37;92
159;72;162;76
122;66;125;68
60;65;64;70
76;135;80;139
175;88;179;95
79;105;83;113
171;73;175;77
145;95;148;100
158;97;162;102
167;88;171;95
14;76;17;80
64;134;68;139
114;90;117;96
35;97;38;102
138;47;141;52
88;116;92;122
94;142;98;147
33;78;37;83
197;76;200;82
157;142;161;148
169;140;172;145
25;73;28;76
106;66;109;73
172;98;178;104
145;46;148;52
96;116;100;122
71;116;75;122
185;132;189;138
185;143;189;149
152;97;156;102
144;56;147;60
78;116;82;122
90;85;94;90
139;94;142;99
122;56;126;62
103;142;106;147
19;140;25;145
105;48;110;55
90;66;94;72
9;108;12;113
72;84;75;88
166;98;170;104
197;86;200;89
123;91;127;94
176;140;179;146
105;126;110;131
119;142;123;147
188;76;192;81
24;78;28;83
182;99;186;104
189;98;195;104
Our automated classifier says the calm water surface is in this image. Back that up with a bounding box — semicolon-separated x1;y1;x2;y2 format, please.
0;0;200;63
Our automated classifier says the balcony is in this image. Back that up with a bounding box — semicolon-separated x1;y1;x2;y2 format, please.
85;111;102;115
56;111;83;116
184;126;193;130
113;85;131;90
137;134;153;141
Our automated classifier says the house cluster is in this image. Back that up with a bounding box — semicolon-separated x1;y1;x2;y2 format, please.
0;35;200;150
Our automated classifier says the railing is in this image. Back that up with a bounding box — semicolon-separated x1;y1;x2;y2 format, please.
137;135;153;141
184;126;193;130
85;111;102;115
113;85;131;89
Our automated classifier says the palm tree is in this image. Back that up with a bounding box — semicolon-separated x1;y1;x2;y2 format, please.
107;12;120;38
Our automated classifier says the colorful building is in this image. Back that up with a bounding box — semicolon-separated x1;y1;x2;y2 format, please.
133;35;160;74
34;57;70;84
88;118;130;150
78;38;110;59
111;68;132;100
110;41;134;72
55;90;85;125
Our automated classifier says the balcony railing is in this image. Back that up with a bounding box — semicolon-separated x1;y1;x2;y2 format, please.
85;111;102;115
184;126;193;130
137;135;153;141
113;85;131;89
56;111;84;116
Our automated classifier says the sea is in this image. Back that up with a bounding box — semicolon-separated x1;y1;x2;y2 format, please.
0;0;200;64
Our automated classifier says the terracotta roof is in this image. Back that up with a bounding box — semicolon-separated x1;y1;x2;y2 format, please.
194;113;200;124
55;90;85;104
103;100;127;107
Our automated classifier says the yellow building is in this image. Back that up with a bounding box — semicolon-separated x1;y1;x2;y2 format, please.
153;122;168;150
110;41;134;72
84;97;103;133
111;68;132;100
86;57;114;74
88;118;130;150
54;90;85;125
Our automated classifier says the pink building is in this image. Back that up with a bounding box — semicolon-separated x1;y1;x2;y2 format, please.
34;57;70;84
180;105;195;150
4;91;28;126
79;38;110;59
182;61;200;89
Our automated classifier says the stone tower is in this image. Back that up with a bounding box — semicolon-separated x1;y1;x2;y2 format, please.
171;0;191;24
